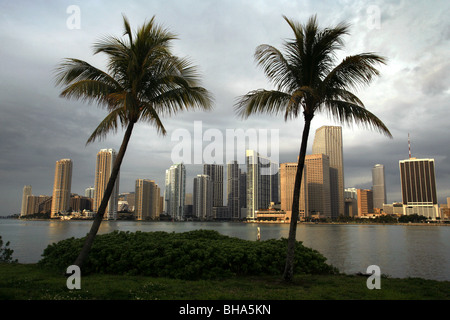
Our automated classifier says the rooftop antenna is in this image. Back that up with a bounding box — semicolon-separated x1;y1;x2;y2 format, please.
408;133;411;158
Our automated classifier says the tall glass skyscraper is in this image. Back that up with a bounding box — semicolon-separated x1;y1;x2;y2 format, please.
227;160;241;220
94;149;119;220
312;126;344;218
203;164;223;207
164;163;186;220
246;150;279;220
51;159;72;217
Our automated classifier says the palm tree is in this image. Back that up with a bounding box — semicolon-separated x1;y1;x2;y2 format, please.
54;15;213;270
235;15;392;282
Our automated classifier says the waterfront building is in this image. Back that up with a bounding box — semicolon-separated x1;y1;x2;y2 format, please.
305;154;331;218
399;157;439;219
312;126;344;218
135;179;160;220
372;164;387;209
203;164;223;207
227;160;241;220
164;163;186;220
50;159;72;217
193;174;213;220
279;162;308;220
357;189;374;216
21;185;32;216
344;187;358;217
246;150;278;220
85;186;95;199
93;149;119;220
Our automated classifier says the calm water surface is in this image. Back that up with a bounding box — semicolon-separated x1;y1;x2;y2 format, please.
0;219;449;281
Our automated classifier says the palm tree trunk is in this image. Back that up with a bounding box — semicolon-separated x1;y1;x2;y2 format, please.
73;122;135;271
283;113;313;282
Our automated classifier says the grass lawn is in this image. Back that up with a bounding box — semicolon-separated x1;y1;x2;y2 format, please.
0;263;448;300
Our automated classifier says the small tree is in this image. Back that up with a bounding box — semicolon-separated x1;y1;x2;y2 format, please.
0;236;18;263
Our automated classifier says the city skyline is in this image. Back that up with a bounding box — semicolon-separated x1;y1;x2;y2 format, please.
16;144;445;221
1;1;449;215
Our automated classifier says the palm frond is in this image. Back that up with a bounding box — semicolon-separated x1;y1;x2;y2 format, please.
322;53;387;92
235;90;291;119
86;107;128;144
323;100;392;138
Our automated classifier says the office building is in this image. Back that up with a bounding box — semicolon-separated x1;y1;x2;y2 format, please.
312;126;344;218
21;185;32;216
227;160;241;220
305;154;331;218
85;187;95;199
93;149;119;220
279;162;308;220
164;163;186;220
135;179;160;220
372;164;387;209
193;174;213;220
399;158;439;219
246;150;279;220
357;189;374;215
203;164;223;207
50;159;72;217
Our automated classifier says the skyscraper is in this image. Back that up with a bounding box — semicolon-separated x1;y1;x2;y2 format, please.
372;164;387;209
164;163;186;220
85;186;95;199
246;150;278;220
357;189;374;215
193;174;213;220
305;154;331;218
312;126;344;218
51;159;72;217
21;185;32;216
227;160;241;220
280;162;308;220
93;149;119;220
135;179;160;220
203;164;223;207
399;157;439;219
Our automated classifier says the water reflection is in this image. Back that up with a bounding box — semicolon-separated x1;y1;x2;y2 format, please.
0;219;449;281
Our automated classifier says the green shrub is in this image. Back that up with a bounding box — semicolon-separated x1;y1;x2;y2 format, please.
38;230;338;279
0;236;18;263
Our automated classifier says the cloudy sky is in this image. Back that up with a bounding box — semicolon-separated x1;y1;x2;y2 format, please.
1;0;449;215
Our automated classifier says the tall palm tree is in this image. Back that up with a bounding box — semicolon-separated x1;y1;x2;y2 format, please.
54;15;213;270
235;15;392;282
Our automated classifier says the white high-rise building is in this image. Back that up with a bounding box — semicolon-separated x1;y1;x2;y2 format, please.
93;149;119;220
312;126;344;218
21;185;32;216
164;163;186;220
85;186;95;199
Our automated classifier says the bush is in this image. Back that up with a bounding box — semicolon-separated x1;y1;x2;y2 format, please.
0;236;18;263
38;230;338;280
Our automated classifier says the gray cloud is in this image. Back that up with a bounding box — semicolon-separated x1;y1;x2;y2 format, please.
1;0;449;215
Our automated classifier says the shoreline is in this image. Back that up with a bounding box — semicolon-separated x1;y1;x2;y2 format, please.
3;217;449;226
